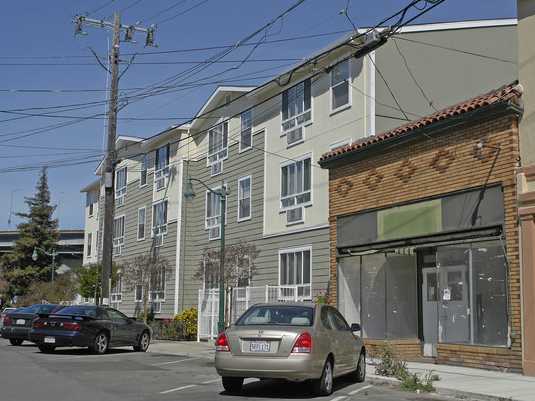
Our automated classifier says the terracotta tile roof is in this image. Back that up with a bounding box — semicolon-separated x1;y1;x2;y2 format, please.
319;82;523;165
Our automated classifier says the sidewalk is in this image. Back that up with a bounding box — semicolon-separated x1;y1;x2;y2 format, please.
149;340;535;401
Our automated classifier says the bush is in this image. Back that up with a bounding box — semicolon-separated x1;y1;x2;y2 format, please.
174;307;197;340
374;343;438;393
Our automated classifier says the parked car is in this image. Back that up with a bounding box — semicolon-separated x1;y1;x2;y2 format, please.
0;307;17;329
30;305;151;354
214;302;366;396
1;304;63;345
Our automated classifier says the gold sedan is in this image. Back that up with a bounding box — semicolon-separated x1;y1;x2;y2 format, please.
215;302;366;395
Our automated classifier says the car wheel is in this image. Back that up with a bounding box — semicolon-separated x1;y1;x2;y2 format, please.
133;331;150;352
313;358;334;396
9;339;23;346
222;377;243;394
89;332;109;354
352;351;366;383
38;344;55;353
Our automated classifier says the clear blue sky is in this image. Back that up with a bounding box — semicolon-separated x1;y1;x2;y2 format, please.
0;0;516;230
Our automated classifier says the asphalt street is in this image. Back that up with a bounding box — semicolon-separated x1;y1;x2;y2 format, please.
0;339;448;401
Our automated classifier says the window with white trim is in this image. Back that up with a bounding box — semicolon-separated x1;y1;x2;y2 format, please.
152;200;168;246
239;110;252;152
87;191;96;217
279;248;312;300
135;284;143;303
137;207;146;240
140;154;148;187
154;144;170;191
205;186;226;240
237;176;251;221
280;156;311;224
282;78;311;146
149;269;165;312
111;275;123;307
207;122;228;176
113;216;125;256
86;232;92;257
330;59;350;112
115;167;127;206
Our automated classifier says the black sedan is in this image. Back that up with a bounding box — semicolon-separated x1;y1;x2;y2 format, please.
30;305;152;354
1;304;63;345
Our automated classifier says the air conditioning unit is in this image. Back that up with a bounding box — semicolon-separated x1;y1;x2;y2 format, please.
208;226;220;240
115;195;124;207
210;160;223;176
153;234;164;247
286;207;303;224
286;127;303;146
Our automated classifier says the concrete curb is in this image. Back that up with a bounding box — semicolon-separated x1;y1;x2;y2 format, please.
366;372;517;401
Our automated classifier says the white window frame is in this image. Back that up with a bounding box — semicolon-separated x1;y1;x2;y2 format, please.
112;215;125;256
152;199;168;244
115;166;127;206
135;284;143;303
111;275;123;306
139;154;148;188
87;191;96;217
281;78;312;146
137;207;146;241
237;175;252;222
205;185;227;241
86;232;92;257
207;121;229;177
329;59;352;114
149;269;166;312
239;110;253;153
154;144;170;192
279;154;313;212
278;246;313;301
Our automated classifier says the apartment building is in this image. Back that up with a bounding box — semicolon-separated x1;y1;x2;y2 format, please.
82;19;517;324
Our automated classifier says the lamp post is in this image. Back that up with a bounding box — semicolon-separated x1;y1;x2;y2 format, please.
32;247;58;282
184;177;229;333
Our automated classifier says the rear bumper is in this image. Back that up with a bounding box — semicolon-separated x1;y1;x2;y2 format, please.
215;352;323;381
30;330;88;347
1;326;30;340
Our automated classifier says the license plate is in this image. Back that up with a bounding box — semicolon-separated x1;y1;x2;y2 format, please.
250;341;270;353
44;337;55;344
16;319;25;325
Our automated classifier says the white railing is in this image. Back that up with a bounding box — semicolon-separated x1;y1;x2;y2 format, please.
198;284;322;341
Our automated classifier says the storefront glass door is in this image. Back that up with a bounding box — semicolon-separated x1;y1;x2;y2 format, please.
421;267;438;357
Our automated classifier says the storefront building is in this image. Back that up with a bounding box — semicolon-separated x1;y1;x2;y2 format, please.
319;83;526;372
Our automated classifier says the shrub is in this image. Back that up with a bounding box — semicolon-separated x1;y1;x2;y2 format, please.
174;307;197;340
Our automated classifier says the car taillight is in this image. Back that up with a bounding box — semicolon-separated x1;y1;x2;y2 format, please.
215;332;230;352
292;332;312;353
3;315;12;327
62;322;81;331
32;320;46;329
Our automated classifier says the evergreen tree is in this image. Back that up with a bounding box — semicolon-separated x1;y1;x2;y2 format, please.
1;168;59;299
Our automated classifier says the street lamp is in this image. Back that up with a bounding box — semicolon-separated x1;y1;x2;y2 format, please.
32;246;58;282
184;177;229;333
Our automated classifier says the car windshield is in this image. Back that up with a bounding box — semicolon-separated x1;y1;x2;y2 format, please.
236;305;314;326
17;304;60;314
55;306;97;318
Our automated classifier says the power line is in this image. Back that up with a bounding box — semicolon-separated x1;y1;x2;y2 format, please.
153;0;211;25
392;37;438;111
119;0;144;14
86;0;118;16
143;0;188;23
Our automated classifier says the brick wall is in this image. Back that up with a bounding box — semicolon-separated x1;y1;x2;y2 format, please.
327;114;522;372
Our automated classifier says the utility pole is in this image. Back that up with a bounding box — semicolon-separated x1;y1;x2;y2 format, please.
73;13;156;305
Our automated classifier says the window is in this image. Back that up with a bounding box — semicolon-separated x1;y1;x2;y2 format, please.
115;167;127;206
237;176;251;221
87;191;96;217
113;215;125;256
154;144;170;191
236;305;314;326
135;285;143;303
111;275;122;307
152;200;168;246
280;156;311;224
149;269;165;313
281;78;311;146
207;122;228;176
330;59;351;112
279;247;312;300
140;154;148;187
239;110;252;152
205;186;226;240
137;207;146;240
86;232;92;257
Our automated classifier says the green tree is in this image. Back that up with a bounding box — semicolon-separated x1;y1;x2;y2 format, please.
77;263;120;303
1;168;59;299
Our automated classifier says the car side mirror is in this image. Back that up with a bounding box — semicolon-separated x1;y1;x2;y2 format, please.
350;323;361;332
